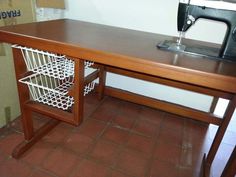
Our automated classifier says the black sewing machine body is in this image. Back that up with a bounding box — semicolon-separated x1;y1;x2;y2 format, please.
158;0;236;62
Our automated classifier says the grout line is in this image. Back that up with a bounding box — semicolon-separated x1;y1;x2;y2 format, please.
144;111;165;177
110;104;143;169
178;119;193;170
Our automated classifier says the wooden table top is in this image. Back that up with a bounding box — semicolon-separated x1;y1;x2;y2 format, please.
0;19;235;93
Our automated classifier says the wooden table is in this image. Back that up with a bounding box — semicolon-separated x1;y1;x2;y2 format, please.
0;19;235;176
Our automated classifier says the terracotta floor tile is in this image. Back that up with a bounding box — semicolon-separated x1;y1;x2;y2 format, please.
150;160;179;177
76;119;107;139
0;126;9;137
178;144;205;176
112;114;136;129
162;114;184;132
139;107;164;125
154;142;182;164
110;170;133;177
30;169;55;177
88;140;119;166
91;106;116;122
183;121;210;151
126;133;154;156
185;119;208;139
72;159;110;177
190;151;205;174
9;114;48;133
63;132;94;155
120;102;141;118
191;137;212;156
0;150;7;165
84;93;101;115
58;121;76;130
42;147;79;177
84;92;102;105
158;127;183;146
101;97;123;111
179;168;199;177
0;131;23;155
0;158;32;177
84;103;97;119
43;123;73;145
33;114;50;129
9;118;23;133
102;126;129;145
0;94;235;177
115;149;149;177
22;141;55;166
83;93;102;119
132;118;158;138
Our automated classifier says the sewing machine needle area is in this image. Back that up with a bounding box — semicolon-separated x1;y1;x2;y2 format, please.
157;0;236;62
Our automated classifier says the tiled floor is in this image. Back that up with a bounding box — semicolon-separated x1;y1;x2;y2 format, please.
0;93;235;177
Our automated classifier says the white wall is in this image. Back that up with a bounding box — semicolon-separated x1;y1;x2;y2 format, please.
64;0;226;43
62;0;227;111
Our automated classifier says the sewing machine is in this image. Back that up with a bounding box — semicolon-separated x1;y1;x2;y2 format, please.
158;0;236;62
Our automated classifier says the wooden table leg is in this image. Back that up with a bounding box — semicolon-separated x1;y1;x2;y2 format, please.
73;59;84;125
12;48;34;140
11;47;62;158
210;97;219;114
200;154;207;177
98;65;106;100
12;119;60;159
205;95;236;172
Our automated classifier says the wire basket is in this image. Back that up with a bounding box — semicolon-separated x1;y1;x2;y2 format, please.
12;45;74;80
19;73;95;110
19;73;74;110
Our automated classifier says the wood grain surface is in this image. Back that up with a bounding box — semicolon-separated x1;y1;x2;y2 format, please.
0;19;235;93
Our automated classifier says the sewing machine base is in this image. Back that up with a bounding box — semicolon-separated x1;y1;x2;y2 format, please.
157;40;224;61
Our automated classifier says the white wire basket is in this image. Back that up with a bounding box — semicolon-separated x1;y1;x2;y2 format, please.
19;73;95;111
12;45;74;80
